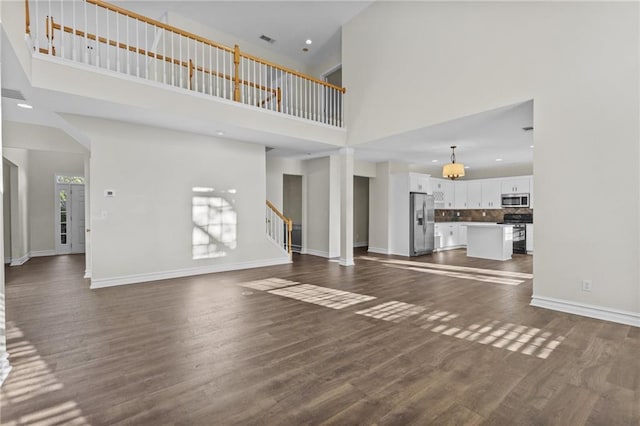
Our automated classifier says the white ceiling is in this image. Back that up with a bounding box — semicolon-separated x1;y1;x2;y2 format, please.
353;100;534;175
115;1;373;69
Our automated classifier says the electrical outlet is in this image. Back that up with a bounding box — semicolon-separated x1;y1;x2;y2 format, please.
482;211;486;216
581;280;592;292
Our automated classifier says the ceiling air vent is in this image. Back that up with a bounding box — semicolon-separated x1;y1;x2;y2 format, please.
1;88;25;101
522;126;534;131
259;34;276;44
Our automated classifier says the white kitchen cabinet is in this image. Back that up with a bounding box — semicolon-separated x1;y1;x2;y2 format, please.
481;180;502;209
408;172;432;194
526;224;534;253
458;223;468;245
467;182;483;209
442;223;459;248
433;178;455;209
501;177;530;194
454;181;468;209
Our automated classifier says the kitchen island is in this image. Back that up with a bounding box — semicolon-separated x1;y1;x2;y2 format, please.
466;223;514;261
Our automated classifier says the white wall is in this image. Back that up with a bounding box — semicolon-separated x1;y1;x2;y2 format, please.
64;116;288;287
368;162;391;254
305;157;331;257
3;149;29;264
265;156;305;211
353;176;369;246
27;150;85;254
344;2;640;319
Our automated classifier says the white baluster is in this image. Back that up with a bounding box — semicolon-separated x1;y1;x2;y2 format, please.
71;0;76;60
59;0;64;58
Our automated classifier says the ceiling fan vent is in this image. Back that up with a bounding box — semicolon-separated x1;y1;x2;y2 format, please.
1;88;25;101
259;34;276;44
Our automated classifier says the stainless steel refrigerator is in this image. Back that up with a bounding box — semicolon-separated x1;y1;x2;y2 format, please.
410;192;435;256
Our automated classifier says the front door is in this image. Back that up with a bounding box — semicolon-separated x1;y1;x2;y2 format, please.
55;179;86;254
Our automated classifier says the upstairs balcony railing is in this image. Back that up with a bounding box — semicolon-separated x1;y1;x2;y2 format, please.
24;0;346;127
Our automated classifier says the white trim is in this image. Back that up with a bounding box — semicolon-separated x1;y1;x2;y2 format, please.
90;257;291;289
531;295;640;328
434;245;465;252
353;241;368;248
10;253;30;266
84;269;91;279
367;247;391;255
302;249;331;258
339;259;355;266
4;257;10;264
30;250;56;258
0;352;11;387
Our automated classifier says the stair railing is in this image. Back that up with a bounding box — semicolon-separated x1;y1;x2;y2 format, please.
23;0;346;127
266;201;293;259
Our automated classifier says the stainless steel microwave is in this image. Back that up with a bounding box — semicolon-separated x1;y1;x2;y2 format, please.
501;193;529;208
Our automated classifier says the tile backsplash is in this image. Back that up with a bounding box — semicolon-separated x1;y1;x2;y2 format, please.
435;208;533;222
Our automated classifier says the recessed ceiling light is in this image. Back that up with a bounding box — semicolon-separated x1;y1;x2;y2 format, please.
530;145;534;148
495;158;503;162
216;131;224;136
305;39;312;45
431;159;438;163
464;166;470;169
17;103;33;109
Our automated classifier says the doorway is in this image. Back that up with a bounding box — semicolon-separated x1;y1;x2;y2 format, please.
283;174;303;253
55;175;86;254
354;176;369;248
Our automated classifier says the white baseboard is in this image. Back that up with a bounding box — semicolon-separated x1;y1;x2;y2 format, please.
30;250;56;258
367;247;391;255
339;259;355;266
531;295;640;328
0;352;11;387
303;249;331;258
353;242;368;248
10;254;30;266
90;257;291;289
84;269;91;279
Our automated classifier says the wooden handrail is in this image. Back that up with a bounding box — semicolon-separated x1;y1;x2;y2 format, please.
266;201;293;256
240;51;346;93
64;0;345;93
51;22;190;67
49;21;281;107
85;0;234;53
25;0;30;34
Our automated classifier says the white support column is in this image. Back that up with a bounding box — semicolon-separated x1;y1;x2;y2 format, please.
339;147;354;266
84;154;92;279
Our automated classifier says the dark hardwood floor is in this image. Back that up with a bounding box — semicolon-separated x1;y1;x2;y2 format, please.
1;249;638;425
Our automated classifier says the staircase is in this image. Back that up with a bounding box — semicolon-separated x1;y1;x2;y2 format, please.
266;201;293;260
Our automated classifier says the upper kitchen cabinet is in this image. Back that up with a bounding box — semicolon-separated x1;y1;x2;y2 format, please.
408;173;432;194
432;178;454;209
501;177;530;194
467;182;483;209
454;181;468;209
481;179;502;209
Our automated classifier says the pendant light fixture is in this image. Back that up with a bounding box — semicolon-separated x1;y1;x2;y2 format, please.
442;145;465;180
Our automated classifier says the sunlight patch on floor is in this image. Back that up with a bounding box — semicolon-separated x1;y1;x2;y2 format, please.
358;256;533;279
1;322;89;426
384;263;525;286
268;284;376;310
414;312;566;359
356;301;425;323
238;277;300;291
